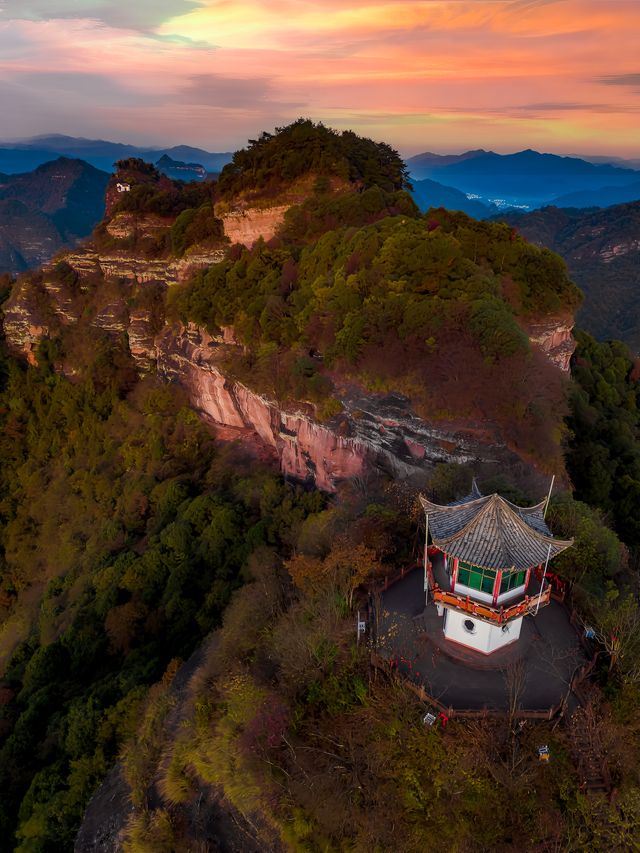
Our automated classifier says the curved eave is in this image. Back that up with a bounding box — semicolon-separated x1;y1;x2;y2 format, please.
420;492;573;571
433;541;573;572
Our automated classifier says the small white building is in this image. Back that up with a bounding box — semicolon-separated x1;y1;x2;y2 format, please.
116;182;131;193
420;484;572;655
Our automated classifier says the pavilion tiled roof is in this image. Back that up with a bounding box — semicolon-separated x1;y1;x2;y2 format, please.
419;488;573;571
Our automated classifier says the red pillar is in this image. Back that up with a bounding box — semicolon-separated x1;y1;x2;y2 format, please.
451;557;459;592
525;567;533;592
493;570;502;606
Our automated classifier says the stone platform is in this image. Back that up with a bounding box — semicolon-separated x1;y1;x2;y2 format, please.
376;567;587;712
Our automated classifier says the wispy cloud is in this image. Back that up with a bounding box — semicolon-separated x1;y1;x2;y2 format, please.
597;73;640;88
0;0;201;33
0;0;638;155
511;101;633;113
177;73;304;110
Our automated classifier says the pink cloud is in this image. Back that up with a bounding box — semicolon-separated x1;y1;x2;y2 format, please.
0;1;637;154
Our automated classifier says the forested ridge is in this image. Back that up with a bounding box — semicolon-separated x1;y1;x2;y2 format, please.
170;198;581;467
1;122;640;851
0;340;325;848
217;119;411;199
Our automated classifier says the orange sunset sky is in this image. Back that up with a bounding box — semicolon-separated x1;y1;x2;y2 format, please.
0;0;638;156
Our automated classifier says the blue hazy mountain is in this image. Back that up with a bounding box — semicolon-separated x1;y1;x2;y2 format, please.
551;181;640;209
155;154;207;182
410;177;496;218
0;135;233;175
406;148;640;209
0;157;109;272
570;154;640;171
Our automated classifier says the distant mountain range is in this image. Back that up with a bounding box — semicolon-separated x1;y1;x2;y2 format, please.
497;201;640;351
2;137;638;215
409;177;497;218
571;154;640;171
0;135;232;175
0;158;109;273
551;182;640;209
406;149;640;211
156;154;207;182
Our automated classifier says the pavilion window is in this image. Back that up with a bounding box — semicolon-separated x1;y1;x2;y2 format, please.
500;570;527;594
456;562;496;593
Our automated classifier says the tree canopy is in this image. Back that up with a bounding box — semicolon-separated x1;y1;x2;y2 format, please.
217;119;411;198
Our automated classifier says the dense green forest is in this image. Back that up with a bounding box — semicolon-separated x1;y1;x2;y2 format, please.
566;330;640;549
0;339;326;850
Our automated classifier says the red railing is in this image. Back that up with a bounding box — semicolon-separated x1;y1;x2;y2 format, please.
431;583;550;624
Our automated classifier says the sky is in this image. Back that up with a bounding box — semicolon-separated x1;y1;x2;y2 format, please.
0;0;638;157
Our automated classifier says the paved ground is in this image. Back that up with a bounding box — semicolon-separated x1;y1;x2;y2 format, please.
376;567;587;712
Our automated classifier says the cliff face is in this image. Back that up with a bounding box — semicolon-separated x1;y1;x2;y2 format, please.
3;261;557;490
2;258;575;491
104;212;173;241
526;317;576;372
2;207;576;492
155;324;547;491
2;277;51;365
213;174;351;248
157;324;369;490
61;246;226;286
217;204;290;248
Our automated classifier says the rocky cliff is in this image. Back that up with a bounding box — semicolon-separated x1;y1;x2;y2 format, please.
217;204;290;248
62;245;226;287
2;197;576;492
2;259;567;491
526;316;576;372
157;324;568;491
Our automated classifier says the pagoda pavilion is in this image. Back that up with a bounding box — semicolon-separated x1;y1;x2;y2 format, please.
419;483;573;655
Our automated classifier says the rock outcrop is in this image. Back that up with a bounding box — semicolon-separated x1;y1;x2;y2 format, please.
526;317;576;372
2;199;577;492
128;309;160;372
217;204;290;248
1;277;50;364
61;246;226;287
2;248;575;490
104;212;173;241
155;324;535;491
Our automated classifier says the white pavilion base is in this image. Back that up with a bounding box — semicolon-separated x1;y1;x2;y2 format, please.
443;608;523;654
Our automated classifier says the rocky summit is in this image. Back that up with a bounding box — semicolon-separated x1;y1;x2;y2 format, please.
2;122;581;494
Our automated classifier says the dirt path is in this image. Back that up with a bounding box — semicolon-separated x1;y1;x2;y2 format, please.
75;633;283;852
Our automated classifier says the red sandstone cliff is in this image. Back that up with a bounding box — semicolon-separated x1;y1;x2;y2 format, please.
217;204;290;248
